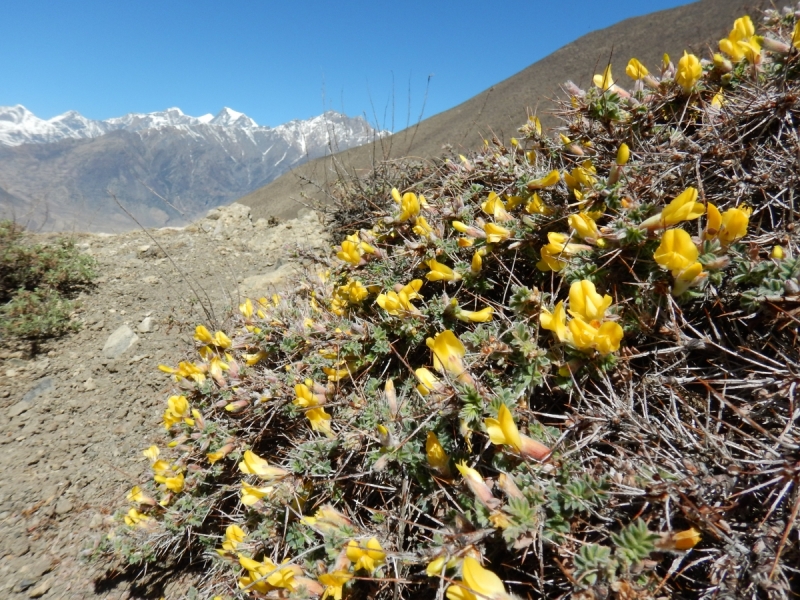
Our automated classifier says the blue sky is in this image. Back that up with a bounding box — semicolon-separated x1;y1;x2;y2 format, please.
1;1;692;129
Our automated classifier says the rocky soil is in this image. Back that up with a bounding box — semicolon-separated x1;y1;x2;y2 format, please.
0;204;331;598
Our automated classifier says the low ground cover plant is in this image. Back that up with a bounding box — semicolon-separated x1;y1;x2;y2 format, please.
100;9;800;599
0;220;95;342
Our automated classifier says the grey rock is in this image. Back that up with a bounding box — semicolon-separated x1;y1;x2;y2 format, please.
14;580;36;593
22;377;55;403
102;325;139;359
83;378;96;391
137;316;155;333
54;498;73;515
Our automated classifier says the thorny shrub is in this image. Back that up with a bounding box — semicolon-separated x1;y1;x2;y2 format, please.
0;220;95;341
99;8;800;600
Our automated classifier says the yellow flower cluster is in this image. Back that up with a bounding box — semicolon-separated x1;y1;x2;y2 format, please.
540;280;623;355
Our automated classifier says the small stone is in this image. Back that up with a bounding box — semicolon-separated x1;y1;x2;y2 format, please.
137;316;155;333
88;513;104;529
22;377;55;403
14;580;36;593
54;498;73;516
23;557;53;579
0;388;9;398
83;378;96;391
8;401;31;418
102;325;139;359
141;276;161;285
28;579;51;598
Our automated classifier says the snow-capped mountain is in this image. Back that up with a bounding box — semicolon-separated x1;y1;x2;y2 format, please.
0;105;386;232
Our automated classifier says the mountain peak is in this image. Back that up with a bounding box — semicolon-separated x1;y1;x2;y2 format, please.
211;107;258;128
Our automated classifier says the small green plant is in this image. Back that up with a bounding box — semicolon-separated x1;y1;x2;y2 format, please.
0;220;95;341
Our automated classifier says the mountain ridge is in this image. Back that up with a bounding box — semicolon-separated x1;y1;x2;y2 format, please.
0;107;384;232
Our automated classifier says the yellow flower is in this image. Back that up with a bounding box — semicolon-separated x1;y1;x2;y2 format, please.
240;481;273;506
568;280;612;321
238;554;302;591
540;301;569;343
527;169;560;189
239;298;254;318
642;187;704;230
594;321;624;355
675;51;702;93
483;223;511;244
481;192;512;221
616;143;630;166
217;524;246;555
346;538;386;573
455;306;494;323
448;556;512;600
338;280;369;303
793;21;800;50
397;190;422;222
154;471;184;494
415;367;444;397
163;394;192;430
238;450;288;480
485;404;522;453
673;527;702;550
319;570;352;600
143;445;160;463
524;192;553;215
739;38;761;64
717;206;751;245
306;407;334;437
426;431;451;475
213;330;232;349
593;64;614;91
563;161;597;192
626;58;649;80
771;246;785;260
323;365;350;382
654;229;699;272
124;508;151;527
413;216;434;238
568;212;603;245
126;485;155;506
536;233;586;272
672;261;706;296
426;258;462;282
302;505;352;534
158;360;207;383
207;443;234;465
711;91;724;108
455;461;498;508
336;239;362;266
471;251;483;274
451;220;483;238
293;383;320;408
376;279;423;315
194;324;214;345
719;16;757;62
569;317;599;351
426;330;469;382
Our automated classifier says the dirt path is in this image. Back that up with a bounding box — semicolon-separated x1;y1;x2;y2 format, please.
0;205;329;599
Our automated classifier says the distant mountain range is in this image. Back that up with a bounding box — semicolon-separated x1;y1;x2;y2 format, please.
0;106;384;232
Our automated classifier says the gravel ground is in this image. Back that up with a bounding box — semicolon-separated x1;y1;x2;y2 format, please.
0;204;330;599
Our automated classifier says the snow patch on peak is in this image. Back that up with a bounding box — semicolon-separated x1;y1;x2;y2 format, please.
0;105;381;149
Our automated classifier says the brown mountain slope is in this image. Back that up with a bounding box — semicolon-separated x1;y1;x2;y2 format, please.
240;0;773;222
